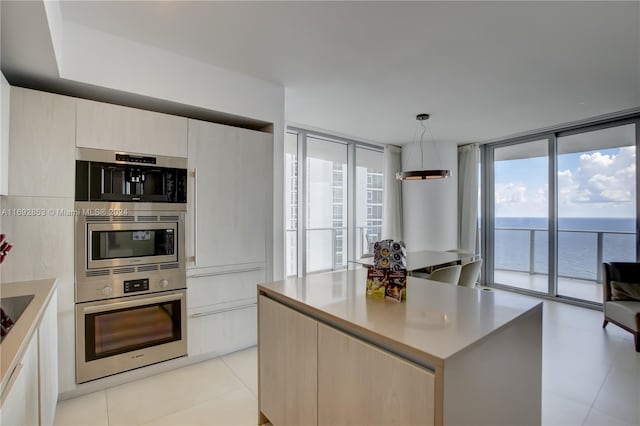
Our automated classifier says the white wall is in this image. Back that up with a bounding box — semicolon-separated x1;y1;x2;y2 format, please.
401;141;458;251
42;0;64;74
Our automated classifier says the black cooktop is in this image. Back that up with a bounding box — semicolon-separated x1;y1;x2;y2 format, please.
1;294;34;343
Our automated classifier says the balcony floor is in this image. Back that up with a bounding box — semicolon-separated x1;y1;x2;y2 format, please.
494;269;602;303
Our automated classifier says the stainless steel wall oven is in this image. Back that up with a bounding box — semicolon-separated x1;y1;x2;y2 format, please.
74;148;188;383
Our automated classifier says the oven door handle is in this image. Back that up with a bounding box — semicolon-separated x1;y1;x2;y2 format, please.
83;293;184;315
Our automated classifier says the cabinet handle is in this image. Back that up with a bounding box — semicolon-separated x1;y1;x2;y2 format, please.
191;302;256;318
190;168;198;267
0;363;23;406
187;266;264;279
83;293;184;315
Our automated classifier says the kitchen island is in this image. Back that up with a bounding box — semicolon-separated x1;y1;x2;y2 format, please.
257;269;542;426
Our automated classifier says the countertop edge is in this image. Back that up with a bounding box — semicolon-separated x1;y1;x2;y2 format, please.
257;279;543;370
257;284;444;371
0;278;58;397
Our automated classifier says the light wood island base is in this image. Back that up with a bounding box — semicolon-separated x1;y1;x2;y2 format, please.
257;269;542;426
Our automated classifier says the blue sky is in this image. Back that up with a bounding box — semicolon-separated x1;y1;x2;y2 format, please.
495;147;635;218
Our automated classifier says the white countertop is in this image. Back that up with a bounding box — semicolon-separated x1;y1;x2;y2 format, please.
258;269;541;366
1;278;57;394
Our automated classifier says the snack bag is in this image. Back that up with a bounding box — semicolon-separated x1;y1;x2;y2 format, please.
385;269;407;302
366;268;386;299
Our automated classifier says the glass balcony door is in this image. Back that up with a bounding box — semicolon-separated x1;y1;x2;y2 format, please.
492;140;550;294
556;124;637;303
355;146;384;258
306;137;348;273
485;119;639;305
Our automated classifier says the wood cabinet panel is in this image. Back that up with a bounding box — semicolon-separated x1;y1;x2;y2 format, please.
0;197;74;286
318;323;435;426
187;304;256;358
187;268;265;309
9;87;75;197
258;296;317;426
76;98;187;157
187;120;271;269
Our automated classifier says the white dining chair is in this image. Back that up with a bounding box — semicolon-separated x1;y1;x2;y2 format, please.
420;264;462;285
457;258;483;287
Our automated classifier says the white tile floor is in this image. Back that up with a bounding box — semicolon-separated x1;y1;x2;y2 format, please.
55;298;640;426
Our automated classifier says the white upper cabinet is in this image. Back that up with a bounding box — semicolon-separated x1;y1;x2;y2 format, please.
187;119;272;269
9;87;76;198
76;98;188;158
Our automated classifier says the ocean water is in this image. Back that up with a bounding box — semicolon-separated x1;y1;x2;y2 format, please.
494;217;636;281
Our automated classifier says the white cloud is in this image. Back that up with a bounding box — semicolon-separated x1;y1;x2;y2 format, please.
495;183;527;204
495;182;548;217
560;146;636;205
495;147;635;217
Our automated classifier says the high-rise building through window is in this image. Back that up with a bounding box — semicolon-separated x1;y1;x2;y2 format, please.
285;130;384;276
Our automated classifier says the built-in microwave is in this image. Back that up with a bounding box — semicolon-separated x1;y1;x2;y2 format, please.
75;148;187;204
74;202;186;303
86;221;178;270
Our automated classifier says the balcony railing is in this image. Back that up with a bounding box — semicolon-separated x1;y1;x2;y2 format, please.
285;225;383;274
494;226;636;282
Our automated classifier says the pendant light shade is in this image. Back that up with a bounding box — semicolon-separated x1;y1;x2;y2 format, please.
396;169;450;180
396;114;450;181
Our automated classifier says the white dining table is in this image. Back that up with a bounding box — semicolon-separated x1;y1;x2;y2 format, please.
351;249;475;274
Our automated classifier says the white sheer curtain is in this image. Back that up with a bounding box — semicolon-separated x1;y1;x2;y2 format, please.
382;145;403;241
458;144;480;253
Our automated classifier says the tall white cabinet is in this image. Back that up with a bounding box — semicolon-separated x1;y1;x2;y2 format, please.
186;119;273;357
2;87;76;395
3;85;275;397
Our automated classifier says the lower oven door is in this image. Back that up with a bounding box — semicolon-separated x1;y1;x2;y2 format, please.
76;290;187;383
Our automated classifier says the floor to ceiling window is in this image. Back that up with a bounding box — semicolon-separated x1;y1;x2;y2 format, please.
556;124;637;302
284;129;384;276
356;146;384;258
492;139;549;295
484;116;639;305
284;131;298;277
306;136;348;273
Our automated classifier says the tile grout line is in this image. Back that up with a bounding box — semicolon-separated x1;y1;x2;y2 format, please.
138;360;250;426
104;390;111;426
220;353;258;398
581;359;618;426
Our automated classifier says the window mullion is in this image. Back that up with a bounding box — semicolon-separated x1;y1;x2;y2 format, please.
298;130;307;277
548;134;558;297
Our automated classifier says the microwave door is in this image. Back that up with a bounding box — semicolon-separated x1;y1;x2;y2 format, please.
87;222;178;270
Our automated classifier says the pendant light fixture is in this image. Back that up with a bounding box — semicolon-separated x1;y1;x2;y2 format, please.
396;114;450;180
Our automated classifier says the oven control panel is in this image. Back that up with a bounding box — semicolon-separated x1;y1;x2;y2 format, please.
124;278;150;294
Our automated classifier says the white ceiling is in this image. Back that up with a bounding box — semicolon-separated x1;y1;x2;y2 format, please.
17;2;640;144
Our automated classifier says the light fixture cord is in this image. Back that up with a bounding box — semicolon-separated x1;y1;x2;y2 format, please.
419;120;426;169
425;119;442;167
